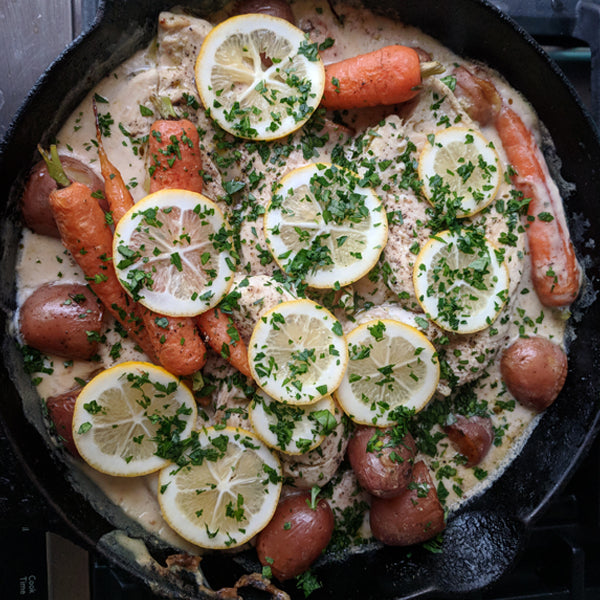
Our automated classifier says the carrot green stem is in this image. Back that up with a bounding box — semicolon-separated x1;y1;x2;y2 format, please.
151;95;178;120
420;61;445;78
37;144;71;188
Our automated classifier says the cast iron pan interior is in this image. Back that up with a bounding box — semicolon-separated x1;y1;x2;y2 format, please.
1;0;600;598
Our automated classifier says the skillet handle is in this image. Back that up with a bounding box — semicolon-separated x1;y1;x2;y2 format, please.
574;0;600;125
430;509;526;592
76;0;103;35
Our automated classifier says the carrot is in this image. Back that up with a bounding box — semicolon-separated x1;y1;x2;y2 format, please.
321;45;442;111
143;313;207;377
495;105;581;307
94;100;135;223
48;182;156;358
148;119;203;193
93;110;208;376
195;308;251;378
148;112;249;376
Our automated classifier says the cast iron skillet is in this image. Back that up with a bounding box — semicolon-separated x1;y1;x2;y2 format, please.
1;0;600;598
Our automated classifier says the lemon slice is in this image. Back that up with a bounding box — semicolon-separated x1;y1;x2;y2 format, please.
72;361;197;477
113;189;234;317
248;298;348;405
264;163;388;288
335;319;439;426
249;389;336;454
418;126;501;217
413;229;510;333
194;14;325;140
158;426;282;549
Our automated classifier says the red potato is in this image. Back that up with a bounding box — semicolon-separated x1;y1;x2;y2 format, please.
46;387;81;457
21;157;106;238
347;426;417;498
19;283;104;360
256;492;334;581
234;0;295;23
500;337;568;412
444;415;494;467
452;65;502;126
370;461;446;546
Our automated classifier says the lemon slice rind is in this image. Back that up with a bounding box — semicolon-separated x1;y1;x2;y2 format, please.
157;426;282;549
72;361;197;477
335;319;439;427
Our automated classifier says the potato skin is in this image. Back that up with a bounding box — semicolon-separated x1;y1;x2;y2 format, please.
235;0;295;23
444;415;494;467
370;461;445;546
500;337;567;412
347;426;416;498
256;492;334;580
21;157;105;237
19;283;104;359
46;387;81;457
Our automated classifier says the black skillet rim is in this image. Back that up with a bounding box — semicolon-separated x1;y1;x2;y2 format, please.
1;0;600;598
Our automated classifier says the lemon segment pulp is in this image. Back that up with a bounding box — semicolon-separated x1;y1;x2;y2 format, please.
413;229;510;333
249;390;337;454
248;298;349;405
418;126;501;217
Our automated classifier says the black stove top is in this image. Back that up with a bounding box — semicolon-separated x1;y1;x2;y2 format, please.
1;2;600;599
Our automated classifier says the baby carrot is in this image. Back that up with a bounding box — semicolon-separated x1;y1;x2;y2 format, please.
148;119;203;193
94;100;135;223
195;308;251;378
495;105;581;307
321;45;441;111
143;310;208;377
146;105;249;376
48;182;156;358
93;110;208;376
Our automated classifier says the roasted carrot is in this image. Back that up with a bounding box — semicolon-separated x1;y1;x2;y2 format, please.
48;182;156;358
94;100;135;224
143;313;207;377
148;111;249;376
148;119;203;193
195;308;251;378
94;109;208;376
321;45;442;111
495;104;581;307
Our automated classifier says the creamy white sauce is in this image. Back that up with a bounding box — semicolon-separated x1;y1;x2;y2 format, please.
14;0;570;562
